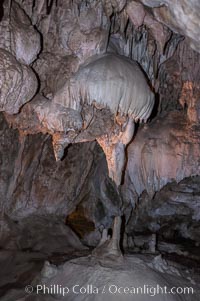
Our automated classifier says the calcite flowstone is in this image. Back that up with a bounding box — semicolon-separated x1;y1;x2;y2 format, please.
125;111;200;196
52;53;154;185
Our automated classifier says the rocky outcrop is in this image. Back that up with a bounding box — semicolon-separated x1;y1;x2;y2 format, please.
0;49;37;114
0;113;97;219
0;214;87;254
139;0;200;53
158;39;200;115
126;1;171;54
0;0;41;64
126;176;200;247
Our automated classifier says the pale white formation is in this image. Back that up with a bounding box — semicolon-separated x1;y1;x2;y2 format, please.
93;216;122;259
53;53;154;122
53;53;154;185
106;216;122;257
98;228;109;247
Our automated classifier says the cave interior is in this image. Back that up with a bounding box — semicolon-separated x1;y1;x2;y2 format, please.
0;0;200;300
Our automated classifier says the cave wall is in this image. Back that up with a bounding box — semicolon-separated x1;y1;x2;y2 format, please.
127;176;200;242
0;113;97;219
124;110;200;197
0;112;121;232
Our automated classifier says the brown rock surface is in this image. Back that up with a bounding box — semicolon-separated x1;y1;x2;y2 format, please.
0;113;96;219
125;111;200;196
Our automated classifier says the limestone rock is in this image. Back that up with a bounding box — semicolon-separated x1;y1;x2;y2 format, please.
140;0;200;53
0;0;41;65
125;111;200;196
0;49;37;114
10;1;41;64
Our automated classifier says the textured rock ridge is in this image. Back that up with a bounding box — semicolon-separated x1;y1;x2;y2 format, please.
0;49;37;114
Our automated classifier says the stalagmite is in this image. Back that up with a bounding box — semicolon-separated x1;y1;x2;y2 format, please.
106;216;122;257
92;216;123;259
97;228;109;247
149;233;157;253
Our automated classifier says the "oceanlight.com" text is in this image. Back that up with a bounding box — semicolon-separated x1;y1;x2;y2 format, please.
25;283;194;297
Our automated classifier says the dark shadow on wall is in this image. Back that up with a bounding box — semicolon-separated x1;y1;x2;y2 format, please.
119;215;126;254
0;0;5;21
66;205;95;240
150;91;160;120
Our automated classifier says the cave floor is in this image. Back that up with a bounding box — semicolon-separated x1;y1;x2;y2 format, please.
0;249;91;299
0;248;200;301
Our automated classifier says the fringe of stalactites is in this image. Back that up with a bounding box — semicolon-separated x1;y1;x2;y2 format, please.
53;54;155;123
